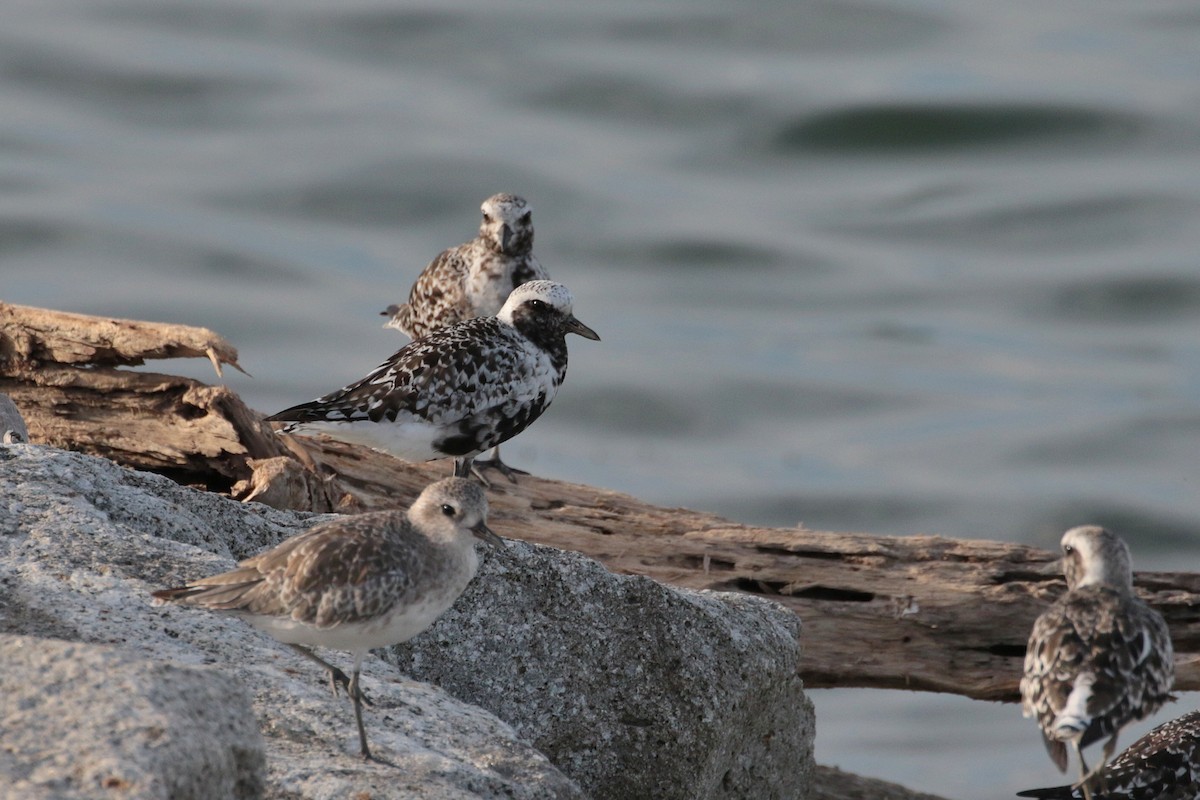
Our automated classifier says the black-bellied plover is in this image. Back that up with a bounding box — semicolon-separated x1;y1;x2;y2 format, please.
1018;709;1200;799
1020;526;1175;799
152;477;503;759
271;280;599;481
380;193;549;479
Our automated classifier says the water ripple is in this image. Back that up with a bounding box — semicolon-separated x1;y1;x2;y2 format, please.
768;103;1147;154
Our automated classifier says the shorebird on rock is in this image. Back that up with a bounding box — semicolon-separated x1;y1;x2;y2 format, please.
273;280;599;481
1020;526;1175;800
152;477;503;760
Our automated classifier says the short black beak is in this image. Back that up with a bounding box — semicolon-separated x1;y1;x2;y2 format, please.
500;224;515;254
471;520;506;548
564;315;600;341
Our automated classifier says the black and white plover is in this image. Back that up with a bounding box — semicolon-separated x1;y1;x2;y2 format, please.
272;280;599;480
152;477;503;759
1018;709;1200;799
1021;526;1175;800
380;193;549;479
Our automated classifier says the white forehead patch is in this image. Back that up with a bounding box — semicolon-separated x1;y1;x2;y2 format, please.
481;194;530;221
506;280;574;312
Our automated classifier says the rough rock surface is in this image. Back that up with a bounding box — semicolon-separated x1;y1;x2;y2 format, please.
0;444;814;799
389;543;813;800
0;635;264;800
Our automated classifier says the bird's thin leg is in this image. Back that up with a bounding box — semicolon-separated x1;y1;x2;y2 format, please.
349;663;371;760
471;444;528;484
288;644;371;707
456;456;491;488
1070;740;1095;800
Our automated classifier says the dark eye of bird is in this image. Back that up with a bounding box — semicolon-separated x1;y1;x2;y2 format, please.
529;299;546;311
1063;545;1074;555
441;504;456;517
482;213;493;224
520;212;531;224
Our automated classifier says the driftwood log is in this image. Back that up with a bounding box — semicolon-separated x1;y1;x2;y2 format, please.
3;302;1199;704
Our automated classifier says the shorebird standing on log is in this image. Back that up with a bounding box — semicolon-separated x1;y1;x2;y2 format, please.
271;280;599;482
1020;525;1175;800
152;477;503;760
380;193;549;481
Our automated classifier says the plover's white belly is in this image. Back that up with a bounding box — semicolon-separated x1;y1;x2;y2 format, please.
242;592;461;651
290;418;445;461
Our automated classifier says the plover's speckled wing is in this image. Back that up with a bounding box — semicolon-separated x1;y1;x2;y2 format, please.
154;511;442;628
1023;586;1175;771
384;246;474;338
270;316;557;459
382;193;548;339
1018;710;1200;799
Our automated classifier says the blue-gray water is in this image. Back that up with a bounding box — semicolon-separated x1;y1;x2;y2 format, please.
3;1;1198;797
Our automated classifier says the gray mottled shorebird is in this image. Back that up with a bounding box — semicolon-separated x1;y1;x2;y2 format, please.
271;280;599;481
1020;526;1175;800
1018;708;1200;799
380;193;549;479
152;477;503;759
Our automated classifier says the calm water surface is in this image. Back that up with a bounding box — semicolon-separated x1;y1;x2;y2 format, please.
3;1;1199;797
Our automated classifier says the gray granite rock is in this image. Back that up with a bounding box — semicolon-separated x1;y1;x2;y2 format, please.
0;634;265;800
388;542;814;800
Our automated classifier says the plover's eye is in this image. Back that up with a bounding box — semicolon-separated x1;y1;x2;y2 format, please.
529;299;547;311
1063;545;1074;555
482;212;493;224
520;212;531;224
441;504;456;517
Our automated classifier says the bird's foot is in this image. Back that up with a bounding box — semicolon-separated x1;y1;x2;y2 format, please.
472;455;528;484
327;667;373;707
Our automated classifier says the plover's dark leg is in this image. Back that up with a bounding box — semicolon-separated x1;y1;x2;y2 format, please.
349;667;371;759
288;644;371;706
456;455;493;487
471;445;528;483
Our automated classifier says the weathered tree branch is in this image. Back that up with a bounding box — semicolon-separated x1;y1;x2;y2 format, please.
3;303;1199;704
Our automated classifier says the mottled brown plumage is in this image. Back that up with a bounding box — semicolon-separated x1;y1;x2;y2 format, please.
1021;526;1174;798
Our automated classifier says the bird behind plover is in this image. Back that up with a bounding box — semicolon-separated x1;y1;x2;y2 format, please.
381;193;547;338
272;280;599;480
152;477;503;760
380;193;549;479
1018;709;1200;799
1021;526;1174;799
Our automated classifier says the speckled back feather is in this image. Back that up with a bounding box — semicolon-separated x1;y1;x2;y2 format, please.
153;510;454;627
1017;709;1200;799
